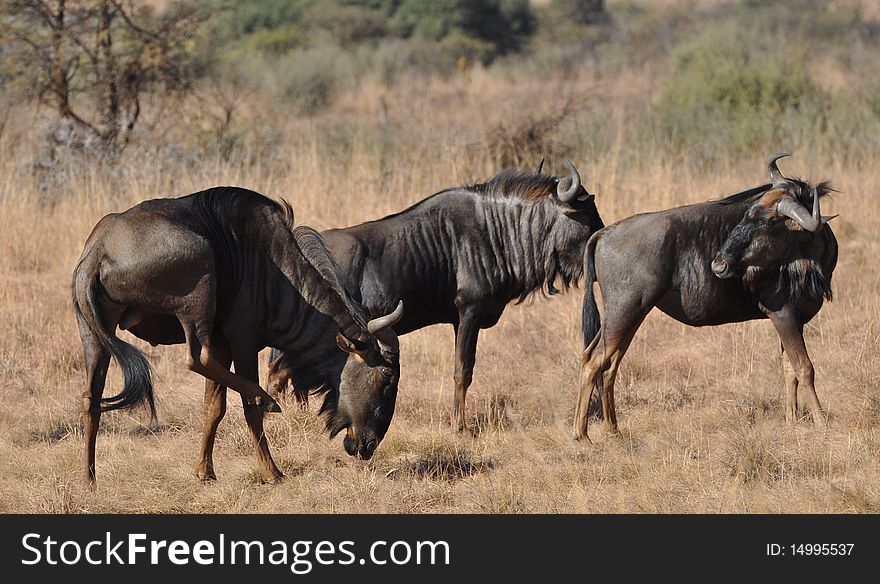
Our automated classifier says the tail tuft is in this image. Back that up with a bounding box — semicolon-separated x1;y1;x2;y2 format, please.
581;232;603;418
73;262;156;422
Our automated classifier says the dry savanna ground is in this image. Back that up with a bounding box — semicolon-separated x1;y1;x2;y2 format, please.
1;24;879;511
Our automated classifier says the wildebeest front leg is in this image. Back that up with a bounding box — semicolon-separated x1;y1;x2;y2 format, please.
452;309;480;433
181;320;281;413
196;342;231;481
233;350;284;483
769;310;825;428
780;343;800;424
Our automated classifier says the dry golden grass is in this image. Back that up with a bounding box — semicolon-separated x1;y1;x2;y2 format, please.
0;60;878;514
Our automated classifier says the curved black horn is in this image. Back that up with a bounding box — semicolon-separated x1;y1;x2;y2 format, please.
366;300;404;354
778;186;822;232
534;158;545;175
767;152;791;186
556;160;581;203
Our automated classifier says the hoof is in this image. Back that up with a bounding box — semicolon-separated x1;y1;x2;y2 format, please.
197;468;217;481
260;473;285;485
254;396;282;413
572;431;592;444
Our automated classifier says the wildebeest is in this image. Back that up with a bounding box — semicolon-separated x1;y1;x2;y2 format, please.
72;187;404;484
268;161;605;432
574;153;838;441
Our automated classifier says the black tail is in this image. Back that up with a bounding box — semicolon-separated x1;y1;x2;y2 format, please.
581;232;601;349
581;232;604;417
72;261;156;422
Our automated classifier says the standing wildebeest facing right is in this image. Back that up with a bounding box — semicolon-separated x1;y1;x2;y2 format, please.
268;161;605;432
574;154;838;442
72;187;405;484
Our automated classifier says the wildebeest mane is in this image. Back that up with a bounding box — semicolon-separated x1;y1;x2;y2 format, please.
466;169;559;202
717;178;834;208
466;169;585;301
717;183;773;205
185;185;294;231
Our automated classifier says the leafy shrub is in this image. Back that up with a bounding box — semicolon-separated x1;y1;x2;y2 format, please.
211;0;304;40
276;46;353;114
238;24;304;56
301;2;390;46
647;21;824;154
390;0;534;57
551;0;608;26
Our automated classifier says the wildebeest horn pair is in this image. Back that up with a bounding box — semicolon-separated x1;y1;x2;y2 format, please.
767;152;837;232
367;300;404;353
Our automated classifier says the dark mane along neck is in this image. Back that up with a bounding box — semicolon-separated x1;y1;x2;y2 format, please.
466;170;559;202
458;170;583;301
717;184;772;206
716;179;834;208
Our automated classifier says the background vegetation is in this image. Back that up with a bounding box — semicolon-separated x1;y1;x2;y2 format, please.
0;0;878;512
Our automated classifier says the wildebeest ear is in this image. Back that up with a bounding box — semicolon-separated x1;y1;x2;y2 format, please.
336;332;371;358
756;187;790;212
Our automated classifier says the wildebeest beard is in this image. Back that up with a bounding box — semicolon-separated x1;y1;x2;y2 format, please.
466;170;592;302
742;258;833;303
317;384;350;438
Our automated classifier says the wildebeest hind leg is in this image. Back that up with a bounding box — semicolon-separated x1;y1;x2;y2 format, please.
80;334;111;486
76;304;122;486
233;349;284;483
573;331;606;442
180;320;281;413
600;327;640;436
196;341;231;481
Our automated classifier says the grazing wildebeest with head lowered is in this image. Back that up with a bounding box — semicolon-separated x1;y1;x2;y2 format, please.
72;187;404;484
268;161;605;432
574;153;838;442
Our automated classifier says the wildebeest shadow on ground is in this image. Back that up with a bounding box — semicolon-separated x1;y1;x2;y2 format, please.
242;462;306;485
26;423;75;444
404;443;497;482
129;421;185;437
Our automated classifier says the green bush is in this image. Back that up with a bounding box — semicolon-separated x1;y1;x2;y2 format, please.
648;21;824;154
390;0;534;56
301;2;390;46
238;24;304;56
552;0;608;26
276;46;353;114
212;0;304;40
